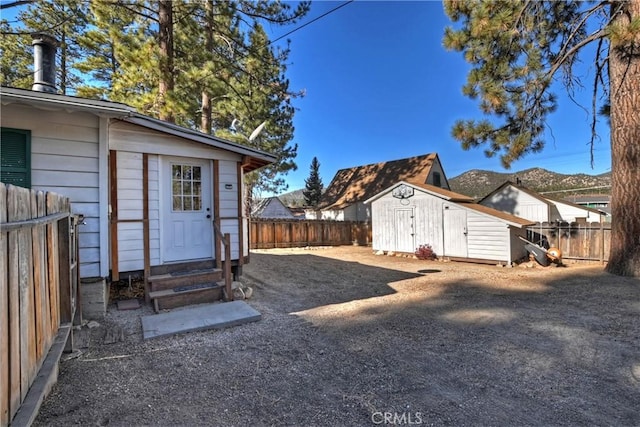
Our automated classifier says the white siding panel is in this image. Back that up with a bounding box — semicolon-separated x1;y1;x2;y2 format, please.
148;155;161;266
117;152;144;272
3;104;102;280
221;218;240;259
218;160;239;219
118;222;144;272
481;186;549;222
32;154;98;172
466;212;509;261
33;138;98;158
110;121;241;161
32;170;99;188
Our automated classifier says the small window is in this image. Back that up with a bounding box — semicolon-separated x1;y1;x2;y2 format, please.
1;128;31;188
432;171;442;188
171;164;202;211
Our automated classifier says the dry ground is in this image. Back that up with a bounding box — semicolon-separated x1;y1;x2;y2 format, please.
35;246;640;426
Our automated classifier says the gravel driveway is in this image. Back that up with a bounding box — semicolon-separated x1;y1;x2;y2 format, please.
35;246;640;426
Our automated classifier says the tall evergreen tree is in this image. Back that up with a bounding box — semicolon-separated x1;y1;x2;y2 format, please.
1;0;310;205
303;157;323;207
443;0;640;277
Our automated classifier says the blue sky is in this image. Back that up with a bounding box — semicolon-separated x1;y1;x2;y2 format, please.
266;1;612;194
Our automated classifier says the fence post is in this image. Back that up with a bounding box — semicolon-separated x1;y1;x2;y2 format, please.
600;221;605;264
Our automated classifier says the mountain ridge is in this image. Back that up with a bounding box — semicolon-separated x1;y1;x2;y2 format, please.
277;167;611;206
449;167;611;199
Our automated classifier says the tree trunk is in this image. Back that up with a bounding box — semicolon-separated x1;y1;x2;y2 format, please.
158;0;174;123
605;0;640;276
200;0;213;134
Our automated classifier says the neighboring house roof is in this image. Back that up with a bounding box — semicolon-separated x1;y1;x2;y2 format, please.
543;193;605;216
479;181;604;218
319;153;442;210
366;181;534;228
478;181;551;206
0;86;275;172
253;197;295;219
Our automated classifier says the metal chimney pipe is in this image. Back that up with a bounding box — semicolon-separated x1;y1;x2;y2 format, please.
31;32;58;93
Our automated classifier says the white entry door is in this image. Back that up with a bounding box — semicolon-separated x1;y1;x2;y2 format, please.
162;157;213;262
395;208;415;253
443;204;468;257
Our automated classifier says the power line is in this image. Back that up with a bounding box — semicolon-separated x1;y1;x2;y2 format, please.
269;1;355;46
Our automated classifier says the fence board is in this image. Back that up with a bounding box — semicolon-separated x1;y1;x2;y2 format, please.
526;221;610;262
2;184;72;426
0;184;8;426
250;220;371;249
7;186;23;420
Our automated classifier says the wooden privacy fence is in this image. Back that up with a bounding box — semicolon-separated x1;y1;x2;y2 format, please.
250;220;371;249
526;221;611;262
1;183;79;426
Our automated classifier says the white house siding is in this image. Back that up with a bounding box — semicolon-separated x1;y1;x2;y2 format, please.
219;160;240;260
2;104;102;277
465;211;510;262
148;155;160;266
425;159;450;190
116;151;144;273
546;200;601;223
481;188;549;222
109;122;246;264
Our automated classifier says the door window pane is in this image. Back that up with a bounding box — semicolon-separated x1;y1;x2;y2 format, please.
171;163;203;212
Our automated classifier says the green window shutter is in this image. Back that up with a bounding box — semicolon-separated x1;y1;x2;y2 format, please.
1;128;31;189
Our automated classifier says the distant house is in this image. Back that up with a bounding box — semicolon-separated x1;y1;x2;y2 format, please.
564;194;611;220
316;153;449;221
479;182;605;223
252;197;296;219
366;181;534;264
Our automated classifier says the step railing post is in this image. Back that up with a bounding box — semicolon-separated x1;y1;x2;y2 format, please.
224;233;232;301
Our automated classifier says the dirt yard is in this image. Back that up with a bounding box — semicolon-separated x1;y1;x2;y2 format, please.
35;246;640;426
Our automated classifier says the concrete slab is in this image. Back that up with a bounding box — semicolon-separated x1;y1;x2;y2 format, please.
141;301;261;340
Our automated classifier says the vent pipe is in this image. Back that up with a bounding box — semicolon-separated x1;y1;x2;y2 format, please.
31;33;58;93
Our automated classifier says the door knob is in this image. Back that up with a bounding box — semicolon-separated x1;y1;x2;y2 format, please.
206;214;211;219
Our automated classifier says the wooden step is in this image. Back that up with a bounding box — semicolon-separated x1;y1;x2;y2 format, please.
149;282;224;313
148;268;223;291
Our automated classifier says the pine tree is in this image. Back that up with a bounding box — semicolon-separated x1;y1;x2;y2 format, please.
443;0;640;277
303;157;323;207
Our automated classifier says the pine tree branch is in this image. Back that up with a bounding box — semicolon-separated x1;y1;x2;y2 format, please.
0;0;34;10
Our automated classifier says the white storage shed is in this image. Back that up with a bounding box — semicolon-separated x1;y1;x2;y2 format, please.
366;181;535;265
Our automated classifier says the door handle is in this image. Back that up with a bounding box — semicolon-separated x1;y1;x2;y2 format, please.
206;214;211;219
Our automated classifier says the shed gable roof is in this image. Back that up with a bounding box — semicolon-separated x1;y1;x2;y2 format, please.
367;181;534;228
319;153;443;210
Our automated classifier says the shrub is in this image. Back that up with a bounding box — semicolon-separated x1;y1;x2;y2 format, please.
415;244;436;260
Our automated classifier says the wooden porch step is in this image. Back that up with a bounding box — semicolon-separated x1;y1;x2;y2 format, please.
148;268;223;291
149;282;224;313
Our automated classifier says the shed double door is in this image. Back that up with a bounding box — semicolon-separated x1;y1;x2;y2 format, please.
443;204;468;257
